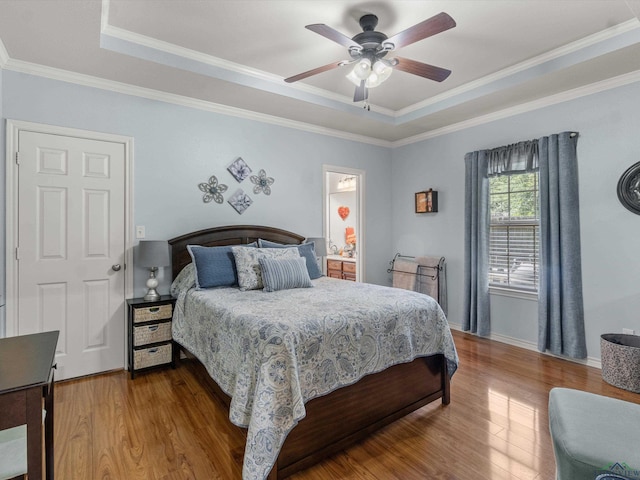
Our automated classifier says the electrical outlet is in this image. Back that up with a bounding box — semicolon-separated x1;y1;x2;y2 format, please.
136;226;145;239
622;328;635;335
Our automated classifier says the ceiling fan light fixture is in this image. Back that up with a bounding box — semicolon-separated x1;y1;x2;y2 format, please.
346;68;363;86
373;60;393;81
353;58;372;80
365;72;381;88
365;60;393;88
289;12;456;102
373;59;389;74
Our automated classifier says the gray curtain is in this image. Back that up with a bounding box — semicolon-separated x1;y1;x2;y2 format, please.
538;132;587;358
464;133;586;358
463;151;490;336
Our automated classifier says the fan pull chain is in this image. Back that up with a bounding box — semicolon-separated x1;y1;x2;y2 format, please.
363;101;370;111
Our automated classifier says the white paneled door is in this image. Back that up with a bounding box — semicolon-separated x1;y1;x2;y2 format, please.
17;131;126;379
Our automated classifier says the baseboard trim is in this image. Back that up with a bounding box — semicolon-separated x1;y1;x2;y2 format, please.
448;323;602;370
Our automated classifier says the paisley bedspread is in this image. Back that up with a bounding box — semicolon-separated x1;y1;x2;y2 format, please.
171;276;458;480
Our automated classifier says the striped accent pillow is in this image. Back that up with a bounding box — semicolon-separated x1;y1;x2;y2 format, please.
259;257;313;292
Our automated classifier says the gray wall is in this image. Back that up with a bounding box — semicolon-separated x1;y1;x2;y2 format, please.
391;81;640;360
1;71;392;299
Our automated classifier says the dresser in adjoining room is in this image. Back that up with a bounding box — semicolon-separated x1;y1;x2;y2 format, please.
326;256;357;281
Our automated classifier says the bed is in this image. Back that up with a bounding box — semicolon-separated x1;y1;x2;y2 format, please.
168;225;458;480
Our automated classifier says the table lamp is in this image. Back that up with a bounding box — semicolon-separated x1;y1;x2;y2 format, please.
138;240;170;301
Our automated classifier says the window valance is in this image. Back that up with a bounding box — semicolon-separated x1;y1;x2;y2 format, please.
487;140;538;176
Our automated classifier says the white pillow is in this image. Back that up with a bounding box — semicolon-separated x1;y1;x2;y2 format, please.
170;263;196;296
231;246;299;291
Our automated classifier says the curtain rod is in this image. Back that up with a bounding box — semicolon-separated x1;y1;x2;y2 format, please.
478;131;580;155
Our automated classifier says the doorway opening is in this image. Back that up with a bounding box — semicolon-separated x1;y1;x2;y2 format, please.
323;165;365;282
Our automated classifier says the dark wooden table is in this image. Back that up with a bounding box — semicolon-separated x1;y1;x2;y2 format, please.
0;330;59;480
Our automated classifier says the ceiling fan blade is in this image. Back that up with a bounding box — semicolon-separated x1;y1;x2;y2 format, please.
284;61;344;83
306;24;362;49
394;57;451;82
353;81;368;102
384;12;456;50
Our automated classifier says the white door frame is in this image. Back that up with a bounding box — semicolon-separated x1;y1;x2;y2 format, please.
322;164;365;282
5;120;134;350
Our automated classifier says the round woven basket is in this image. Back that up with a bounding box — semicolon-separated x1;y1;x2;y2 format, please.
600;333;640;393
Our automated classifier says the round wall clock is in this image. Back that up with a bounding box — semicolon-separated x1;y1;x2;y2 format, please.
617;161;640;215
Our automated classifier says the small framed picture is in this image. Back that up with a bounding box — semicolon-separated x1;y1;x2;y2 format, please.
228;189;253;214
228;157;252;183
415;189;438;213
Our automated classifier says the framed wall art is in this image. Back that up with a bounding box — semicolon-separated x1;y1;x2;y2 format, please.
415;189;438;213
228;188;253;214
228;157;252;183
617;161;640;215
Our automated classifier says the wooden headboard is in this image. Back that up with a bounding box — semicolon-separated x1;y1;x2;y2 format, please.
168;225;306;278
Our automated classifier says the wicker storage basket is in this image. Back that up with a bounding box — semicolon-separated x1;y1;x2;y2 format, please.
601;333;640;393
133;343;172;370
133;322;172;347
133;304;172;323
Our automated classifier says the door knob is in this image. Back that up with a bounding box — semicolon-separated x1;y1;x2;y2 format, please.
112;264;122;271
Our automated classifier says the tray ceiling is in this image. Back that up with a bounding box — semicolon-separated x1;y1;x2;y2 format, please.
1;1;640;145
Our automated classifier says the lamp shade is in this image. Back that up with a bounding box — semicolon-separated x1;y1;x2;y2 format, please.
138;240;170;268
305;237;327;256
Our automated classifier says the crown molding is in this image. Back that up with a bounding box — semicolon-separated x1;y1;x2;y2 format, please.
397;18;640;119
101;0;640;126
99;6;397;120
102;24;285;86
99;3;396;119
0;37;9;68
4;49;640;150
100;26;397;124
2;56;392;148
392;68;640;147
3;16;640;150
101;0;111;32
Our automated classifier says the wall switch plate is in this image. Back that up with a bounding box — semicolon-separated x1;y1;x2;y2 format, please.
623;328;635;335
136;226;145;239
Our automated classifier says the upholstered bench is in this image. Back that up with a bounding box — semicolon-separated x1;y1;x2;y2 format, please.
549;388;640;480
0;425;27;480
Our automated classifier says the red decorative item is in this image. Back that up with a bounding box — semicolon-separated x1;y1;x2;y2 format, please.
338;206;350;220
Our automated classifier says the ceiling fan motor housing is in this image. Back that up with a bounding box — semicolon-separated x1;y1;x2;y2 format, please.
351;15;389;59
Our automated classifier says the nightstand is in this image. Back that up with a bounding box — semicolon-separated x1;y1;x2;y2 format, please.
127;295;176;379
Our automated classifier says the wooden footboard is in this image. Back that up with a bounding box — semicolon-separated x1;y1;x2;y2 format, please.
177;344;448;479
275;354;448;479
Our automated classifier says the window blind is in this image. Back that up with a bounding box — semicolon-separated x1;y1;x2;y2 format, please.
489;172;539;292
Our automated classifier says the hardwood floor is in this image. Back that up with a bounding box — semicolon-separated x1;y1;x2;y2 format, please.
54;330;640;479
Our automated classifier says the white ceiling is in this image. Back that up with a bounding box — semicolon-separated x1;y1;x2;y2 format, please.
1;0;640;146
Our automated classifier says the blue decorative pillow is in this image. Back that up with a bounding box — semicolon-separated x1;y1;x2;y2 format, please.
258;239;323;279
187;245;239;289
259;257;313;292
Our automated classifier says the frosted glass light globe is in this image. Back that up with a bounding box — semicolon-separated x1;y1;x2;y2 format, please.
354;58;371;79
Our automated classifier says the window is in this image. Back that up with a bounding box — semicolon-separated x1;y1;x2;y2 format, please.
488;172;539;292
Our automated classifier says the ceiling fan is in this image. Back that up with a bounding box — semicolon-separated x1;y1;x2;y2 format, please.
285;12;456;104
